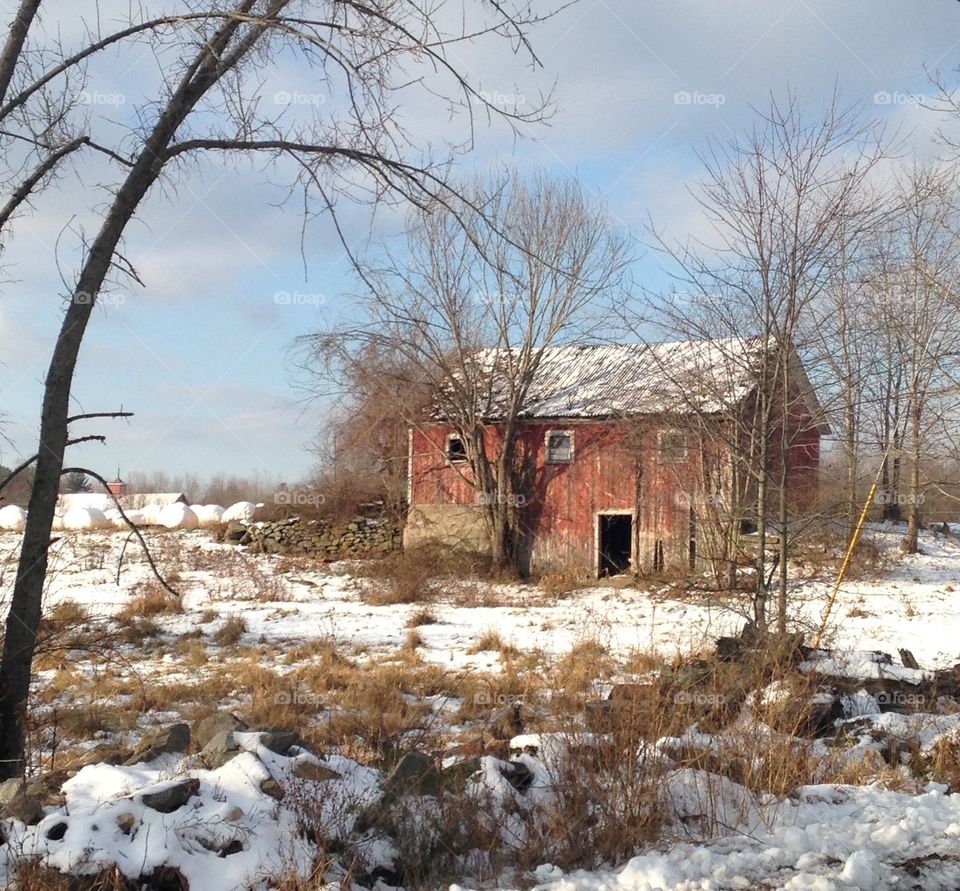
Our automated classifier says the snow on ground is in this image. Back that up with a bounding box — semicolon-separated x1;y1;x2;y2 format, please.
2;522;959;674
3;523;960;889
493;782;960;890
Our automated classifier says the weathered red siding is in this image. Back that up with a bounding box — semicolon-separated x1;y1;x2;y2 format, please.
410;420;717;573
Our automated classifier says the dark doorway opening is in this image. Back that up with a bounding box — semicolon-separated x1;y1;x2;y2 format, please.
598;514;632;577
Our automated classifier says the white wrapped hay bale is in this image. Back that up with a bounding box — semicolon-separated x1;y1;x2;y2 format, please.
158;503;199;530
222;501;259;523
191;504;225;527
0;505;27;531
121;509;145;527
139;503;163;526
63;507;109;530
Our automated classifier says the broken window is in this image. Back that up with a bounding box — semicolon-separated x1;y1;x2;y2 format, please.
657;429;687;463
445;433;468;464
545;430;574;463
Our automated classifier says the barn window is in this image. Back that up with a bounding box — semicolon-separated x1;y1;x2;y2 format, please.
545;430;574;463
445;433;468;464
658;429;687;462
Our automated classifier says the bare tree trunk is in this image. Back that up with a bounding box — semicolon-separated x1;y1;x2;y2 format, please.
777;443;790;634
0;1;268;778
905;406;922;553
754;414;769;633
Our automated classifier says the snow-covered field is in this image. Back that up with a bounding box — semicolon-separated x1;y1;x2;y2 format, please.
6;522;960;671
2;524;960;890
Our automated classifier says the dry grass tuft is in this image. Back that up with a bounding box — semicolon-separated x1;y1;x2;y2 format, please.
467;628;519;657
538;565;592;599
406;608;438;628
117;581;182;622
212;614;248;646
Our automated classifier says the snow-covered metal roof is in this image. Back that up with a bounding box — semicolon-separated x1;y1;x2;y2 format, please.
475;337;772;419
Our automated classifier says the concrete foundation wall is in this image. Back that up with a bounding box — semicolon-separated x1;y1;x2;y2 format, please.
403;503;490;552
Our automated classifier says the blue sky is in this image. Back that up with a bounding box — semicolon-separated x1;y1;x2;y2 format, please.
2;0;959;484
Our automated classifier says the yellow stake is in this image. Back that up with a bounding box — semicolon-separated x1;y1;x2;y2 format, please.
813;467;885;649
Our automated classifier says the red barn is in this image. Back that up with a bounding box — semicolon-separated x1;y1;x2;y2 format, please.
405;338;827;576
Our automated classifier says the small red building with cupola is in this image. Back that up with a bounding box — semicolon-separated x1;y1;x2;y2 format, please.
405;338;826;577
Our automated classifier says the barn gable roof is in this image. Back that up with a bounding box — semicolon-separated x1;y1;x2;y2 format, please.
470;337;827;428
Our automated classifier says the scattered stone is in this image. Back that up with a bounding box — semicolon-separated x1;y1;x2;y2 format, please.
293;760;341;782
26;770;69;805
224;806;244;822
0;778;44;825
116;813;136;835
124;723;190;766
45;820;68;841
501;760;534;793
440;758;481;792
194;712;248;749
259;729;299;755
259;778;285;801
200;731;241;769
224;521;247;542
383;751;440;799
143;866;189;891
69;743;129;769
141;778;200;814
219;839;244;857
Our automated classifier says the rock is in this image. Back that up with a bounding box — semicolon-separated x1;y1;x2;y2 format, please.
25;770;68;805
440;757;481;792
116;812;136;834
124;723;190;765
224;521;247;542
200;730;241;769
141;778;200;813
501;760;534;793
259;777;285;801
69;743;128;769
0;793;44;824
293;760;341;782
224;806;244;822
194;712;248;749
259;729;299;755
45;820;68;841
383;751;439;799
143;866;189;891
0;778;44;825
219;839;244;857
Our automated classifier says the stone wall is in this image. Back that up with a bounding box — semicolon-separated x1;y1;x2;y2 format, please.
225;515;401;559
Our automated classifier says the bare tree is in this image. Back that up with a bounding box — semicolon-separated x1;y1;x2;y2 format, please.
642;92;885;633
0;0;563;778
866;165;960;553
306;171;631;569
308;344;431;519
